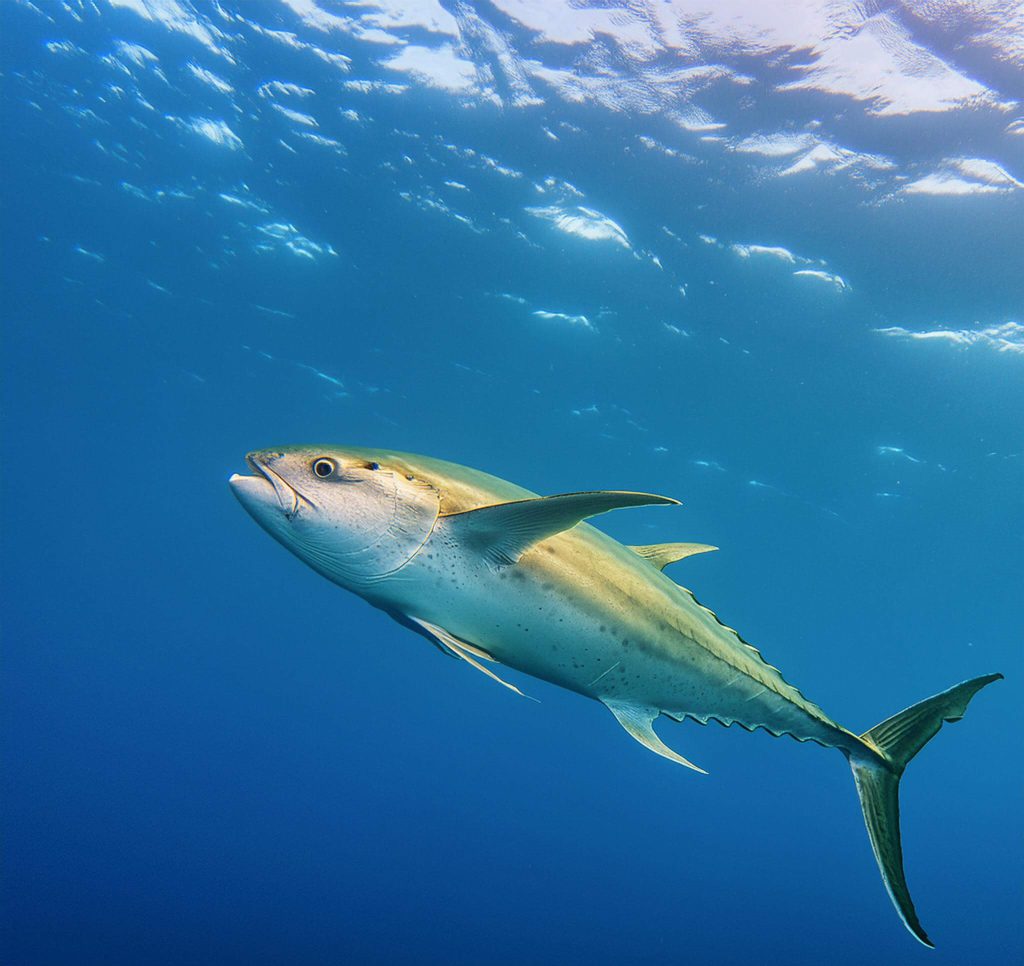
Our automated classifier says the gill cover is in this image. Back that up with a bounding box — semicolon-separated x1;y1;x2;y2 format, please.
317;466;440;582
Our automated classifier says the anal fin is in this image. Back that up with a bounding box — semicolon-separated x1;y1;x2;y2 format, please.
602;699;707;774
411;617;537;701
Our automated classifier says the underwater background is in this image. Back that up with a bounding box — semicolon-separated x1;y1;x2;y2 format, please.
2;2;1022;964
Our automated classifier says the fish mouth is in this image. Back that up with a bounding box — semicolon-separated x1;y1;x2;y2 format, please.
233;452;310;519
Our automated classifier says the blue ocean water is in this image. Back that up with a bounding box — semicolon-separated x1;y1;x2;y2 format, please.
2;2;1022;963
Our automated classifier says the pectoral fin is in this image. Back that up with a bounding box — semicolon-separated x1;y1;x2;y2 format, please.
603;699;707;774
444;490;680;566
410;617;536;701
630;542;718;570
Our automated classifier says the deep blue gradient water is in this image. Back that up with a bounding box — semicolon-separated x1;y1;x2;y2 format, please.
2;3;1022;964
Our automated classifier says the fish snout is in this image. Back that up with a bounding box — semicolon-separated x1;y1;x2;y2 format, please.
246;450;284;473
242;450;306;518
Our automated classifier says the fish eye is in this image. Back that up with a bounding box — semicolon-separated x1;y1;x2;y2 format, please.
369;462;380;471
313;458;336;478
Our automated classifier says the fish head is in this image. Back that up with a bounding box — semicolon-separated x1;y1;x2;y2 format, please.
230;445;440;586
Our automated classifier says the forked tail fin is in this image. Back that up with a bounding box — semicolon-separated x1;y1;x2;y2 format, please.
850;673;1002;947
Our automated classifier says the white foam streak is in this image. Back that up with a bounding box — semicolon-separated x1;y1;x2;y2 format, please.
793;269;849;291
479;155;523;179
533;309;594;330
725;237;851;290
398;191;482;232
255;222;338;260
277;0;353;34
111;40;158;67
122;182;195;203
732;133;813;158
272;103;318;127
902;158;1023;196
731;244;795;262
950;158;1023;188
343;80;409;95
734;132;895;181
242;16;352;68
668;106;726;132
902;173;1002;196
106;0;232;59
169;116;243;150
875;322;1024;355
354;0;459;37
637;135;695;161
776;10;1006;116
491;0;659;55
877;446;922;464
526;205;631;248
297;132;345;152
46;40;85;56
219;189;269;213
385;44;480;93
73;245;105;263
186;63;233;94
258;81;315;99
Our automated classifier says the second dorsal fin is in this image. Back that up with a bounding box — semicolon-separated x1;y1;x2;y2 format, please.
630;542;718;571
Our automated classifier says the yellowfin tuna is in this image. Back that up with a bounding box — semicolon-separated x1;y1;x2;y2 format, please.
231;445;1001;947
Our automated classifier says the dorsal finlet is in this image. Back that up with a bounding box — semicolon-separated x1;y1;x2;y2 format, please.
630;542;718;571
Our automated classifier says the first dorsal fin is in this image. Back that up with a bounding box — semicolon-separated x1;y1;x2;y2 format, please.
630;542;718;571
443;490;680;567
